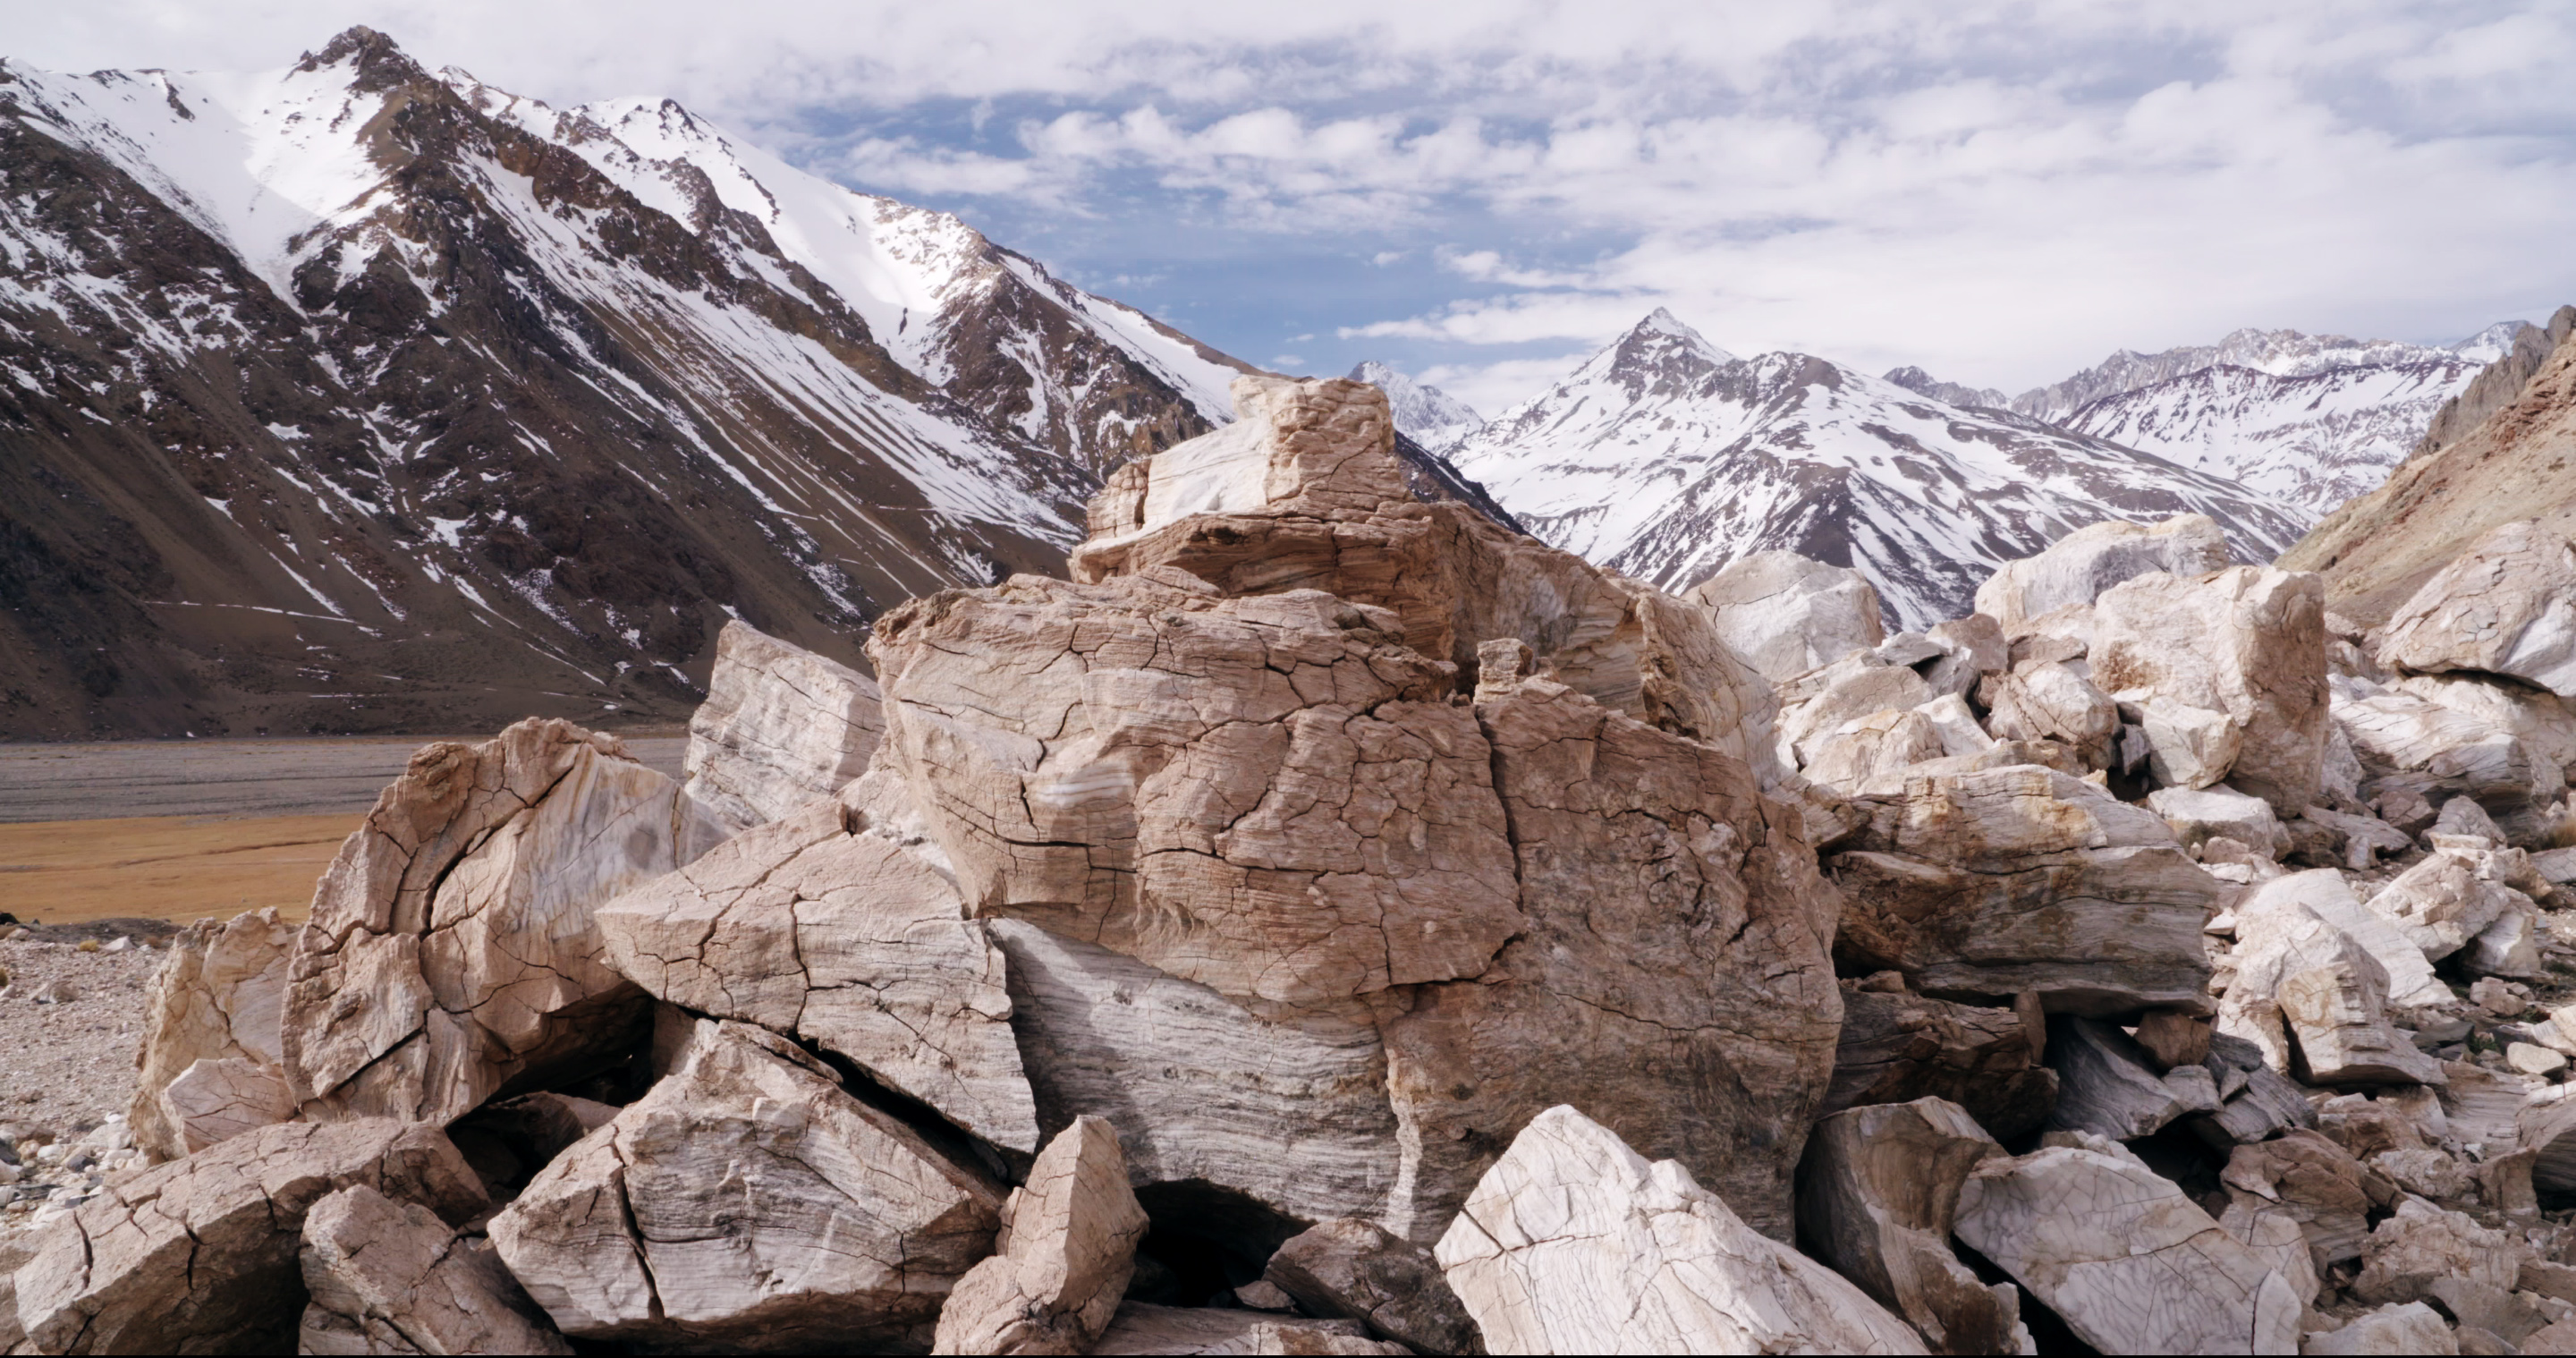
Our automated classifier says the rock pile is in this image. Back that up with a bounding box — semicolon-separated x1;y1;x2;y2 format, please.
20;373;2576;1354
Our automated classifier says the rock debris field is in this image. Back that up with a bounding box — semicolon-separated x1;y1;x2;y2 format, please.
14;374;2576;1354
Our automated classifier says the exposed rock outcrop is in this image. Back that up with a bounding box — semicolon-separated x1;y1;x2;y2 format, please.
1973;514;2231;634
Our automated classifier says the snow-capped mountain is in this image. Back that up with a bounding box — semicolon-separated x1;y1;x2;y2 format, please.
1893;323;2536;516
1349;360;1482;449
1448;310;2309;631
0;28;1272;738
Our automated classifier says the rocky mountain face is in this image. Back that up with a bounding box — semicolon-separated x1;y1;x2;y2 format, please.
0;29;1260;740
36;373;2576;1356
2285;307;2576;623
1348;360;1482;450
1447;309;2308;631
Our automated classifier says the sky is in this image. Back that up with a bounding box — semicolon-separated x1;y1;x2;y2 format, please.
9;1;2576;415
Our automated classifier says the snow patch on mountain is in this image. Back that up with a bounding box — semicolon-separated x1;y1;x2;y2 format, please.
1348;360;1482;449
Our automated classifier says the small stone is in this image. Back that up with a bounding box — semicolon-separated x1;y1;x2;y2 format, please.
1232;1280;1297;1311
2475;977;2527;1017
2512;1043;2570;1076
1855;971;1907;994
2132;1011;2214;1071
33;979;76;1005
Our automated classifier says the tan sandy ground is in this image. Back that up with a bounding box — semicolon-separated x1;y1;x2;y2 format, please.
0;813;359;927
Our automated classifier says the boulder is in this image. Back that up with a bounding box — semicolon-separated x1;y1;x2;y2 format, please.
2093;564;2331;814
298;1184;572;1355
2260;869;2453;1010
2378;521;2576;698
2367;846;2538;965
281;719;732;1125
2302;806;2415;870
1066;376;1777;769
9;1119;486;1354
682;619;886;829
2350;1197;2521;1304
1973;514;2232;635
2046;1015;2220;1142
1779;662;1937;768
2305;1303;2461;1356
129;907;297;1161
1264;1218;1486;1356
2149;785;2288;858
1380;661;1841;1243
1914;694;1997;760
1433;1106;1928;1355
597;782;1038;1153
2133;1010;2214;1069
1089;1303;1401;1354
2201;1033;2323;1145
934;1116;1148;1355
1682;549;1886;682
2515;1092;2576;1202
992;915;1403;1235
1951;1140;2300;1355
1796;1099;2023;1354
2392;673;2576;783
2218;1129;2397;1266
1802;709;1951;793
2119;695;2246;792
2336;688;2559;815
1920;615;2010;698
869;574;1521;1008
489;1020;1004;1351
1981;662;2119;769
1820;989;2059;1141
1828;764;2218;1015
2220;870;2447;1087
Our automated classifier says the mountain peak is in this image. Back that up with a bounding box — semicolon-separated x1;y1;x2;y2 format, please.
297;25;428;89
1349;360;1484;449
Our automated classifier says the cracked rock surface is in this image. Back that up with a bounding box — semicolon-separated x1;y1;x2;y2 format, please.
488;1018;1004;1351
933;1115;1148;1354
682;618;886;830
298;1183;572;1355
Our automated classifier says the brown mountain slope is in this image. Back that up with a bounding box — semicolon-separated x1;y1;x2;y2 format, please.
2280;308;2576;624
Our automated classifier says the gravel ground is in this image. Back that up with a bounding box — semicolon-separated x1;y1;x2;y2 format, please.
0;923;168;1252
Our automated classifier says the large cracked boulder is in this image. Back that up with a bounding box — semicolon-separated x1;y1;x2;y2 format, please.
1797;1098;2023;1355
869;573;1521;1008
682;618;886;828
2335;685;2563;817
1819;989;2058;1140
1827;764;2218;1014
128;907;297;1162
597;777;1038;1154
2091;564;2330;813
489;1020;1004;1352
1377;652;1842;1243
9;1119;487;1354
1952;1141;2301;1354
1973;514;2232;634
934;1116;1148;1355
1065;374;1779;773
282;718;733;1125
2379;520;2576;698
299;1184;572;1355
1682;549;1886;682
1433;1106;1928;1354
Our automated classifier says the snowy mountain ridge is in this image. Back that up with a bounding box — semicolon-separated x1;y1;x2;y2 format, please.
1347;359;1482;450
1450;311;2310;631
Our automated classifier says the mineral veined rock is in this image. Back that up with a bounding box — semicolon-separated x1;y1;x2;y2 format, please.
934;1116;1148;1355
596;785;1038;1153
2219;871;2446;1088
129;906;297;1160
1797;1098;2021;1355
2092;564;2330;813
10;1119;487;1355
1828;764;2218;1014
2379;521;2576;699
1972;514;2233;635
1952;1142;2301;1355
1682;549;1887;682
490;1020;1004;1352
282;718;732;1125
1434;1106;1928;1355
682;618;886;828
298;1184;572;1356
